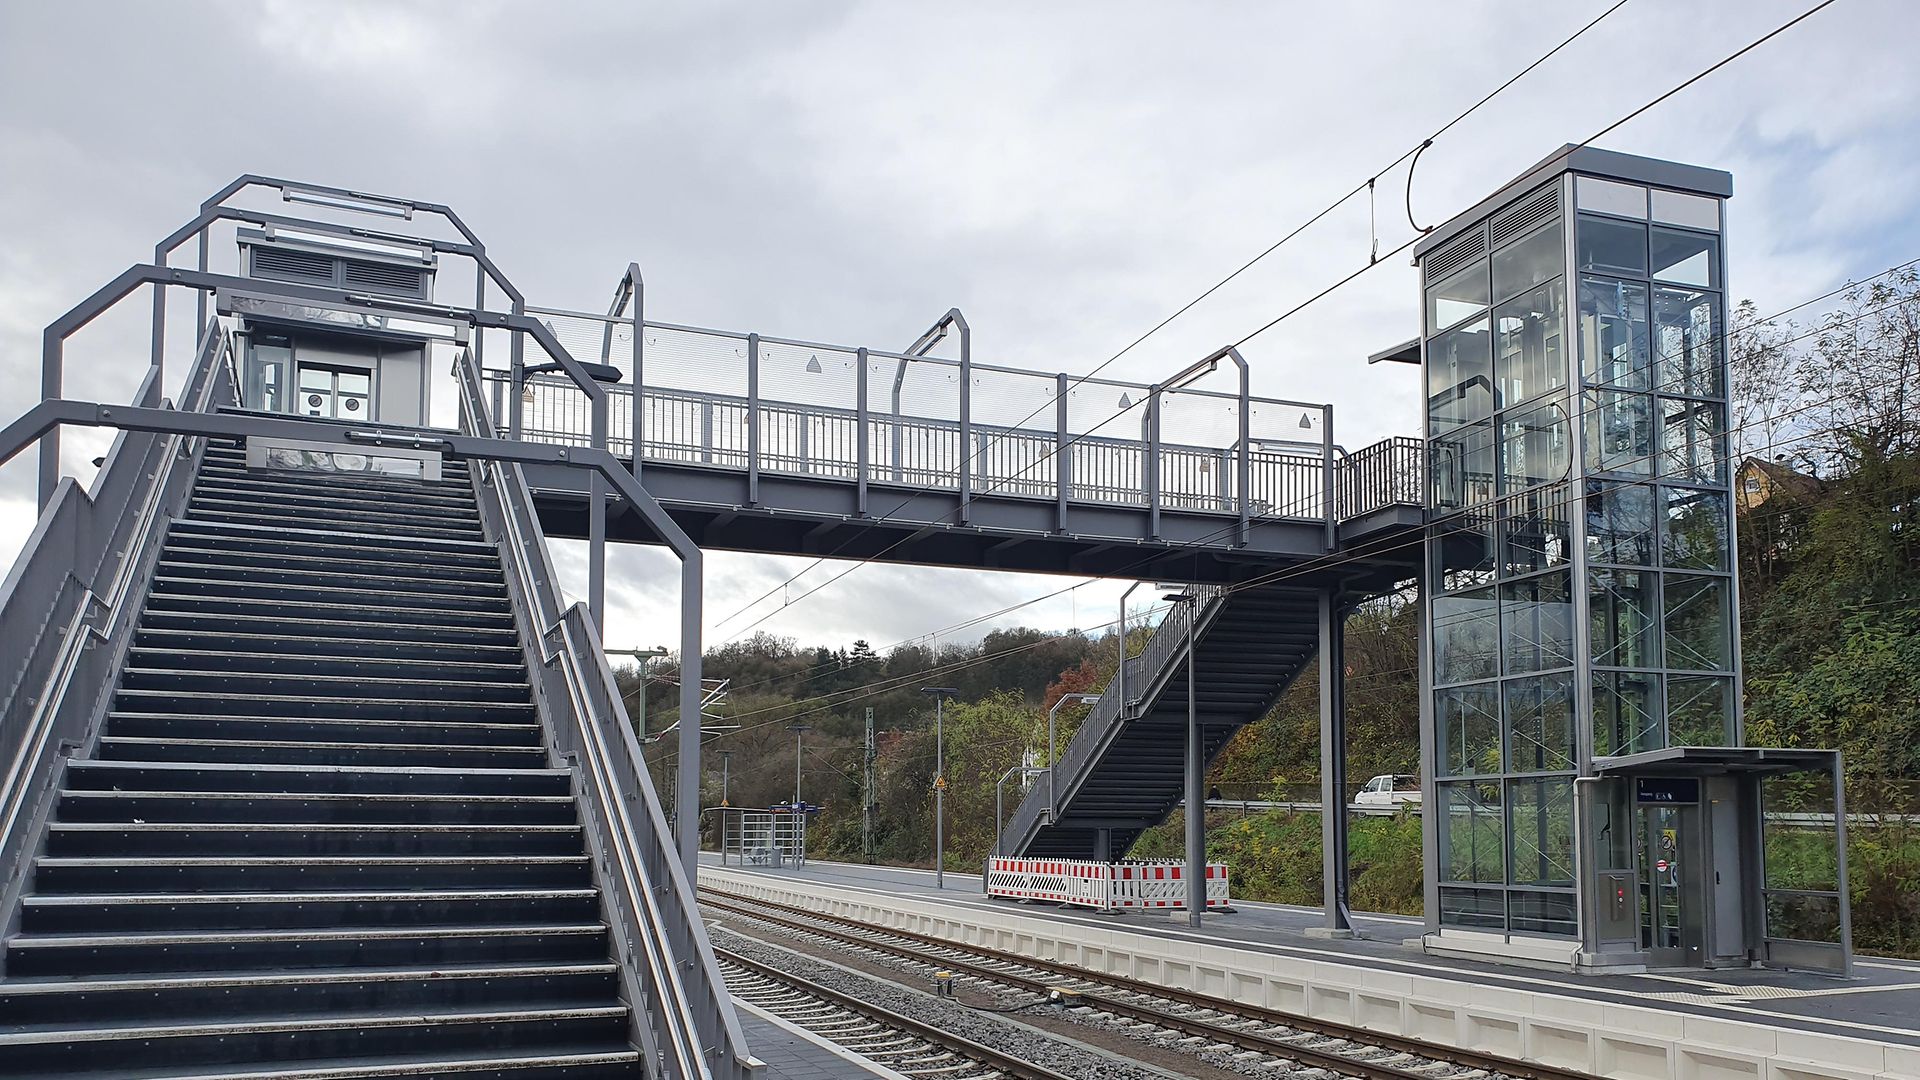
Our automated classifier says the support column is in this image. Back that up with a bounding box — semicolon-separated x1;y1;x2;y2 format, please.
675;552;704;882
1318;590;1354;935
1184;595;1204;927
1092;828;1111;863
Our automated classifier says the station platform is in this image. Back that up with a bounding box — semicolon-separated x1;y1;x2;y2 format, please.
738;1001;907;1079
701;854;1920;1080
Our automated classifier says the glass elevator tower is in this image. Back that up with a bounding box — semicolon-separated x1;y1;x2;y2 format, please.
1414;146;1850;973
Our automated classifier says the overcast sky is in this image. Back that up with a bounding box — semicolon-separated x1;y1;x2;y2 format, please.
3;0;1916;657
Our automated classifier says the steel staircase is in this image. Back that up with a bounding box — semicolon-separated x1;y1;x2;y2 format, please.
1002;582;1325;859
0;442;648;1078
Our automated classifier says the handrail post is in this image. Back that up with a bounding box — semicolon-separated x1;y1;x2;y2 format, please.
677;551;704;881
589;391;608;630
1235;358;1252;547
957;315;972;524
1321;404;1336;551
508;303;525;441
855;347;870;517
1054;372;1069;534
147;251;166;410
39;332;63;508
1146;385;1162;541
746;333;760;506
630;268;645;474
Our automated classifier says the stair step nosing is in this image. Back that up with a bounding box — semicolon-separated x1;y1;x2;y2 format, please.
136;613;517;637
115;691;535;710
125;648;525;672
71;758;565;780
132;629;524;654
24;888;599;906
37;855;589;868
147;577;511;607
49;822;582;833
108;712;537;732
154;562;508;593
6;922;609;948
61;789;573;803
100;736;545;755
169;519;494;551
28;1050;640;1080
0;961;617;995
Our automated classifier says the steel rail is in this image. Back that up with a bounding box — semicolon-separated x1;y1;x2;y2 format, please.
701;889;1596;1080
710;946;1080;1080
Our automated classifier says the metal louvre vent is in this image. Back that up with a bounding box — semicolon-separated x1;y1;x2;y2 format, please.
250;247;333;283
1424;227;1487;282
1490;183;1560;249
341;258;425;295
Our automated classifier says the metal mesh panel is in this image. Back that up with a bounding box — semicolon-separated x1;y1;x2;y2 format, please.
865;353;960;489
1062;378;1147;506
638;325;750;467
970;366;1061;500
757;340;859;479
1157;389;1240;513
1247;398;1326;519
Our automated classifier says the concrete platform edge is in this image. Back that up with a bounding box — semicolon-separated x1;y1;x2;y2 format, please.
735;997;913;1080
703;867;1920;1080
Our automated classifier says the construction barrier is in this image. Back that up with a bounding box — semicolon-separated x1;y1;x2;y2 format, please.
984;857;1229;911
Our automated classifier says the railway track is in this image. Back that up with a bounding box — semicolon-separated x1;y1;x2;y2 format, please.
702;886;1597;1080
714;944;1078;1080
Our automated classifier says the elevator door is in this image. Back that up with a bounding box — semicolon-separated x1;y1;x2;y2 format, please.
297;363;372;420
1637;800;1706;965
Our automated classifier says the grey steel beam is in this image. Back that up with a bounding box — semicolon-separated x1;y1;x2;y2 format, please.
1319;590;1352;933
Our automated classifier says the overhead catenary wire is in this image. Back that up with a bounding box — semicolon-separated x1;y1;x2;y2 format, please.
663;253;1917;712
721;0;1843;639
710;0;1637;635
653;280;1919;755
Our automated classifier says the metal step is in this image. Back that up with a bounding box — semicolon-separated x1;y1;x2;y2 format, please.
42;822;585;859
136;611;520;647
112;689;538;722
95;736;548;771
185;503;483;541
64;758;570;798
159;543;505;585
186;485;482;525
18;889;603;934
145;576;513;615
56;789;578;826
103;712;542;749
32;855;595;894
155;559;509;600
130;628;525;665
124;646;526;683
166;519;500;563
2;922;613;978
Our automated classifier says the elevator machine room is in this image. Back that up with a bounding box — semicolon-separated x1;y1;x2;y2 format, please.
224;226;455;429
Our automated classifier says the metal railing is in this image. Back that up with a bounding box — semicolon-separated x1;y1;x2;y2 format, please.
0;320;237;961
456;353;751;1080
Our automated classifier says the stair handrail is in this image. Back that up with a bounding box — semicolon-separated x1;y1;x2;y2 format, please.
453;351;750;1080
0;321;236;956
1000;583;1230;856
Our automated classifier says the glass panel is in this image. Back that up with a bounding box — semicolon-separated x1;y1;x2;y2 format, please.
1504;674;1575;773
1591;779;1634;871
1660;398;1727;483
1430;421;1495;510
1508;778;1576;887
247;339;291;413
1652;227;1719;288
1666;674;1733;746
1663;486;1729;571
1663;574;1731;671
1494;280;1567;408
1439;886;1507;930
1431;510;1497;592
1593;671;1661;756
1501;484;1572;578
1576;216;1648;277
1427;318;1493;430
1765;893;1843;944
1440;780;1505;884
1508;890;1577;936
1579;277;1650;388
1651;189;1719;230
1427;262;1491;333
1438;685;1501;776
1653;287;1722;398
1493;222;1563;304
1584;479;1656;566
1500;570;1573;675
1577;177;1647;218
1590;568;1659;668
1763;771;1839;891
1500;398;1571;494
1434;589;1500;685
1584;389;1654;476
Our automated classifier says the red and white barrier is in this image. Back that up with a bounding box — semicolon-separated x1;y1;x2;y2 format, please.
985;857;1229;911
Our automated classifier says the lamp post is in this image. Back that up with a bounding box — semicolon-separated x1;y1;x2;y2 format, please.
786;723;812;807
1045;693;1101;826
1161;587;1205;928
920;687;959;888
607;646;670;740
717;750;734;807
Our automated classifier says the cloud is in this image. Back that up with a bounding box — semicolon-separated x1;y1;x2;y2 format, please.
3;0;1917;654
